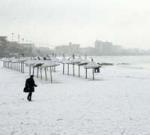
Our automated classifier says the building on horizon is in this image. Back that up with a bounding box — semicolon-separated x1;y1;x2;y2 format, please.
94;40;123;55
0;36;8;57
55;42;80;55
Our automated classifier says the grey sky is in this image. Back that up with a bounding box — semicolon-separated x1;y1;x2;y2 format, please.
0;0;150;49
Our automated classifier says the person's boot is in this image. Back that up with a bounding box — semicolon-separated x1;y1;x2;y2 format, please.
27;95;31;101
29;98;32;101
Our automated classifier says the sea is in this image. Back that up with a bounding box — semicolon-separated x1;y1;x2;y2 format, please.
93;55;150;70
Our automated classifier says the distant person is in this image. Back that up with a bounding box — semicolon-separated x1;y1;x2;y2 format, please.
95;67;100;73
43;57;47;60
24;75;37;101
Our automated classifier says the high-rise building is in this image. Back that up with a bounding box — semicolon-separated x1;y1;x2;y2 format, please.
95;40;113;55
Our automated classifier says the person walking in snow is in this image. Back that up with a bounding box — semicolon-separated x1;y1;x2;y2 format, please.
24;75;37;101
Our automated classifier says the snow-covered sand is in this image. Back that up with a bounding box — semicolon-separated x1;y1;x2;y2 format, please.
1;61;150;135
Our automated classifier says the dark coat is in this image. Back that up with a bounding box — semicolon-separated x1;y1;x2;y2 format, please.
24;78;37;92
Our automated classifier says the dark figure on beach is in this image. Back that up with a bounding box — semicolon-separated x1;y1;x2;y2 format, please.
95;67;100;73
24;75;37;101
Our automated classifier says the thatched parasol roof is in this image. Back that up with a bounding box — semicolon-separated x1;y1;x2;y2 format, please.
39;60;60;68
84;61;100;69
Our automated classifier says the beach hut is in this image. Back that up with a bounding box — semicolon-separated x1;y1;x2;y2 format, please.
1;57;27;73
1;58;11;69
17;59;26;73
60;56;93;78
33;63;44;78
84;60;101;80
77;59;89;77
60;57;68;74
61;55;82;76
50;57;60;72
25;60;43;76
25;60;36;75
67;58;81;76
40;61;60;83
25;59;60;83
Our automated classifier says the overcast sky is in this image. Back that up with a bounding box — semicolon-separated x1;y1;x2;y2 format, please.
0;0;150;49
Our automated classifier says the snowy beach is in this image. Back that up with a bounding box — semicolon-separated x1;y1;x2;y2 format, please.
0;56;150;135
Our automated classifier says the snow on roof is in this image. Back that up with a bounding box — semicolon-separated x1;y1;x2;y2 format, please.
41;61;60;68
1;57;27;63
69;58;82;64
25;59;60;68
78;59;90;65
60;57;83;64
51;57;60;62
25;60;44;66
84;61;100;69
